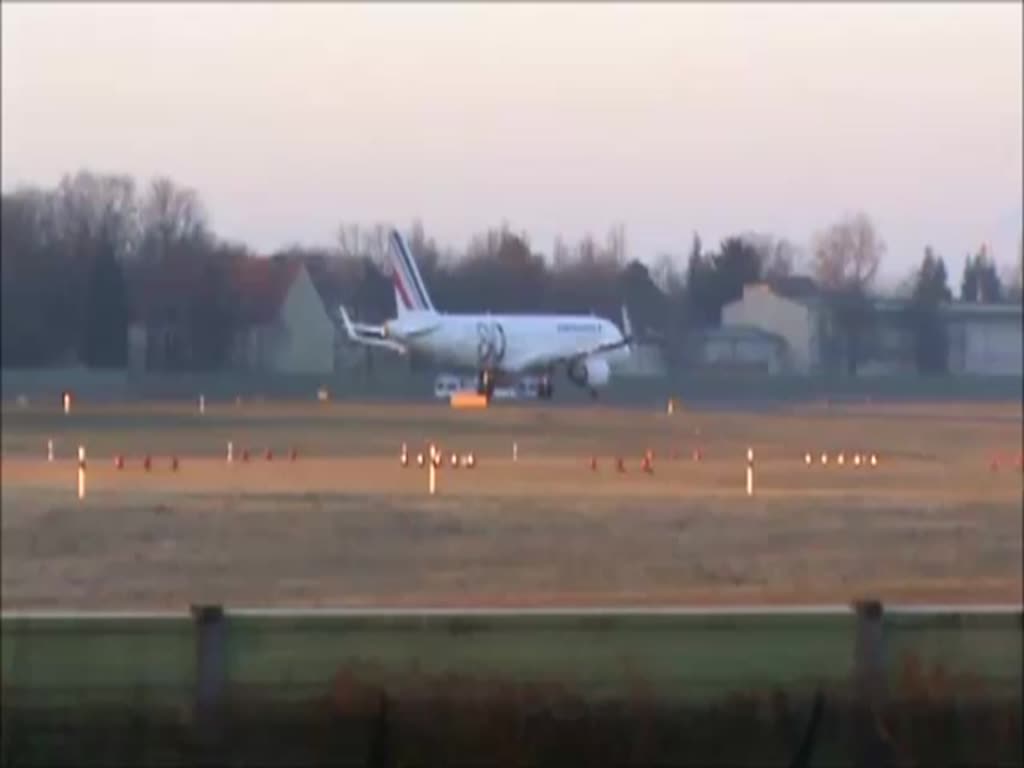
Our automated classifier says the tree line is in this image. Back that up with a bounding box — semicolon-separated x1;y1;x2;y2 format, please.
2;170;1020;373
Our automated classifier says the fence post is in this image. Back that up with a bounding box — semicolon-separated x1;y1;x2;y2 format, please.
852;598;890;768
192;604;227;757
367;694;392;768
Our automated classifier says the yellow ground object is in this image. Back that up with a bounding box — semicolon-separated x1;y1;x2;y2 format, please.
450;392;489;409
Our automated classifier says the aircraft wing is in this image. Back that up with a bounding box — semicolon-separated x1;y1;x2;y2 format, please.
562;336;633;366
338;306;408;355
579;306;636;359
510;340;628;374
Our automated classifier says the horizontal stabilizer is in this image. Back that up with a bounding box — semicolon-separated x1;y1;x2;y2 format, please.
338;305;407;355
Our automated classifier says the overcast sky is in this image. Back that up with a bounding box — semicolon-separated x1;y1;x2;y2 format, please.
2;2;1021;283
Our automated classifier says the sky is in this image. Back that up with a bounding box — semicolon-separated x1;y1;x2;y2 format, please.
2;2;1021;285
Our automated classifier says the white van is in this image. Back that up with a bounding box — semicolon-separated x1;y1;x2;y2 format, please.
433;375;462;399
517;376;541;399
433;374;479;399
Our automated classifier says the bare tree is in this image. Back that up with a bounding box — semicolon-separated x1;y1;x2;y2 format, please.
362;224;390;268
403;219;446;296
606;223;628;264
651;252;685;295
336;222;390;268
45;173;140;364
335;222;363;260
551;236;573;269
766;242;798;281
810;213;886;376
811;212;884;291
138;176;209;262
741;232;800;281
2;188;72;364
54;171;141;259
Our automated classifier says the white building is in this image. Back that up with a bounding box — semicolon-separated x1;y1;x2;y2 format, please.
721;281;1022;377
946;303;1023;376
615;342;666;378
721;281;823;374
229;257;336;375
693;326;789;374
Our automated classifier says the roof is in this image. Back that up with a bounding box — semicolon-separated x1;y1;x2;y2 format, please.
744;279;1022;319
860;297;1022;321
942;301;1023;321
232;255;304;325
738;278;822;309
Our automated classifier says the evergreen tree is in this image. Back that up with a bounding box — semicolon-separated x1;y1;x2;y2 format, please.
684;233;715;327
961;247;1003;302
908;246;952;375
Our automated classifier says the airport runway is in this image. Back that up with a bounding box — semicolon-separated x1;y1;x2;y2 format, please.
2;399;1020;610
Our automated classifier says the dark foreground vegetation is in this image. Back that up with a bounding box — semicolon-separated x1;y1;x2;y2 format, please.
4;665;1021;768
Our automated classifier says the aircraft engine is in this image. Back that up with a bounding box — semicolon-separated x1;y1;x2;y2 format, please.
568;357;611;389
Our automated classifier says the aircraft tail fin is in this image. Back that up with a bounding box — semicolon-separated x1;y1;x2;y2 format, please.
389;228;436;318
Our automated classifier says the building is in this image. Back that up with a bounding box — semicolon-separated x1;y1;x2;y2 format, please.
228;257;336;375
128;255;338;375
615;342;666;378
692;325;790;374
945;303;1023;376
721;281;1023;377
720;281;823;374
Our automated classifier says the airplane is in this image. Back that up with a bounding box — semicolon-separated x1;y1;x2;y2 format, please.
339;228;636;401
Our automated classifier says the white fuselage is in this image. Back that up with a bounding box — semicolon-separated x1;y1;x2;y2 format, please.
337;228;635;394
384;311;629;376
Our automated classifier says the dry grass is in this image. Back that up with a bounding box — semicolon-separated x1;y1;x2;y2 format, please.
1;400;1021;609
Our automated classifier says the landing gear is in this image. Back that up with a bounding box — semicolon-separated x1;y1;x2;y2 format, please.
538;375;554;400
476;369;496;399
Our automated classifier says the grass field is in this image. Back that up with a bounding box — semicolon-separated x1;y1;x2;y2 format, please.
1;399;1021;609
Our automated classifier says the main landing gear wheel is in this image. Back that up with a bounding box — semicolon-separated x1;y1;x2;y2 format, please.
539;376;553;400
476;370;496;400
